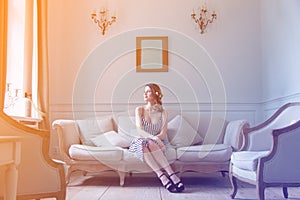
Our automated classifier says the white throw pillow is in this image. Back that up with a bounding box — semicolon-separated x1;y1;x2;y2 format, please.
168;115;203;147
117;115;137;141
77;117;114;145
91;130;131;148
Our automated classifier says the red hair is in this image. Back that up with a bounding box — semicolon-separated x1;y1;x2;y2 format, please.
145;83;163;105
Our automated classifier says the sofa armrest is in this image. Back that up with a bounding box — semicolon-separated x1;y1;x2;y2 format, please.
223;120;250;151
52;120;81;163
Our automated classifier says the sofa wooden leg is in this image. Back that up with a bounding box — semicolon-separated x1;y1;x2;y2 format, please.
283;187;288;198
118;171;126;186
257;183;265;200
220;171;227;177
229;174;237;199
229;163;237;199
64;165;72;184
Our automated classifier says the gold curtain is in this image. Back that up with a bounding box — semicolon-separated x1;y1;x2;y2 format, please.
0;0;8;108
37;0;50;130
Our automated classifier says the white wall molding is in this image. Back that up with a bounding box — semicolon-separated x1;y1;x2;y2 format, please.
52;93;300;126
259;93;300;121
50;102;259;125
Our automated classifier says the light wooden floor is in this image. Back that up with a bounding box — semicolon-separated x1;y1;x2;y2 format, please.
58;171;300;200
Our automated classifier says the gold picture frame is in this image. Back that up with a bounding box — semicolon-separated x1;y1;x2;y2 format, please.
136;36;168;72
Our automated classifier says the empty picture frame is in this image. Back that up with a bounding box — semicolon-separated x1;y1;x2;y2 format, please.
136;36;168;72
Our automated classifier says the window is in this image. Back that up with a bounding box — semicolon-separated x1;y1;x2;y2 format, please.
4;0;39;122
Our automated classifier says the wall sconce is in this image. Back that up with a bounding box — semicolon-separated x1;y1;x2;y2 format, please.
191;4;217;34
90;8;116;35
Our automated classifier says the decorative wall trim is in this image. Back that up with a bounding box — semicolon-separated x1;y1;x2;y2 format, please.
50;102;260;125
50;93;300;125
260;92;300;121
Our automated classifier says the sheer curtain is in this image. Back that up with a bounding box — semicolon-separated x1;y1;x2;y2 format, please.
1;0;50;130
36;0;50;130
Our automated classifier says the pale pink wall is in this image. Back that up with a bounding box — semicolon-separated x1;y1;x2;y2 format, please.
47;0;264;157
47;0;266;159
48;0;262;113
261;0;300;102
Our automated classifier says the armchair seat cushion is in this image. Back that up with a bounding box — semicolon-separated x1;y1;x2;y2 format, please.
231;151;270;171
69;144;123;161
176;144;232;162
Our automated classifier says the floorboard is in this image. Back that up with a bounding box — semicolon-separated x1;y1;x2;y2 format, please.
46;171;300;200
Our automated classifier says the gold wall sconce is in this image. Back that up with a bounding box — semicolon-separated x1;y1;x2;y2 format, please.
90;8;116;35
191;4;217;34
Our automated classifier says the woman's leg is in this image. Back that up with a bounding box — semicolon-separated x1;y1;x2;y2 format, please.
142;146;162;175
147;141;183;190
142;146;170;186
143;146;177;192
147;141;173;171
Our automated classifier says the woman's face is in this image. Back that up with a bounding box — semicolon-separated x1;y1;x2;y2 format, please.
144;86;155;103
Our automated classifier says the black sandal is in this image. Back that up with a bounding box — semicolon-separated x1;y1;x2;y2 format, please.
169;172;185;192
159;173;177;193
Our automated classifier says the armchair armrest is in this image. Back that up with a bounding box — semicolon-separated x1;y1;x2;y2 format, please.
258;120;300;182
223;120;249;151
52;120;81;163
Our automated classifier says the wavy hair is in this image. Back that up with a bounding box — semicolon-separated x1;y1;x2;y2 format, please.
145;83;163;105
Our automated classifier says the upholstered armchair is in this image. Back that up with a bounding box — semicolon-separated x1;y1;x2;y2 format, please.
229;102;300;200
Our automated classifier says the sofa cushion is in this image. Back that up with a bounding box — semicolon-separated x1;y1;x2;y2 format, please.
91;130;131;148
231;151;270;171
76;117;115;146
122;146;177;164
232;165;257;181
69;144;123;161
176;144;232;162
168;115;203;147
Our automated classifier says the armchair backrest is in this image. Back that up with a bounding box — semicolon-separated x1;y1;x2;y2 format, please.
243;102;300;151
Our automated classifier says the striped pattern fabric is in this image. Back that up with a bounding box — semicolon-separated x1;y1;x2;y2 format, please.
142;117;163;136
129;117;163;161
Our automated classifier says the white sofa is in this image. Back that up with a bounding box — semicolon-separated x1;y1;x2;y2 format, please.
52;111;249;186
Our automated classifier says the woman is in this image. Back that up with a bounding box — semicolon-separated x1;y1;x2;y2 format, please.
129;83;185;193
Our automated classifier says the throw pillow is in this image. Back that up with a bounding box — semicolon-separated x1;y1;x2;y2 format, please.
76;117;114;145
117;115;137;141
167;115;203;147
91;130;131;148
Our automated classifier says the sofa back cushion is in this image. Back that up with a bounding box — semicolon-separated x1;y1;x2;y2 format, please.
91;130;131;148
168;111;227;145
112;111;227;146
167;115;203;147
197;117;227;144
116;115;137;141
76;116;115;145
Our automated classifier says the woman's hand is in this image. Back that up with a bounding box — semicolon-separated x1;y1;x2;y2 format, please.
151;136;165;151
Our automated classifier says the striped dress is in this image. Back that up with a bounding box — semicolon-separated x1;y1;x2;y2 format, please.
129;117;163;161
